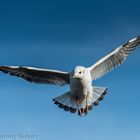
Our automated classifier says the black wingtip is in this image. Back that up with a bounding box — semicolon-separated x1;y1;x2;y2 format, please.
93;100;99;106
70;107;77;113
53;99;77;114
58;104;64;108
63;106;70;112
98;95;104;101
88;105;93;110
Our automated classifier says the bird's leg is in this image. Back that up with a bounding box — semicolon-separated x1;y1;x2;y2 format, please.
81;108;84;114
77;100;82;116
85;93;89;115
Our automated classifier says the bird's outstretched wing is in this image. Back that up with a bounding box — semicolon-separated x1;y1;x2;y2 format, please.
88;36;140;80
0;66;70;85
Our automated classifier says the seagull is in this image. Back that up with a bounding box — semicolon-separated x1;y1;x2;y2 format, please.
0;36;140;116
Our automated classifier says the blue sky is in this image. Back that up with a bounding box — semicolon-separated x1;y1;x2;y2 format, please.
0;0;140;140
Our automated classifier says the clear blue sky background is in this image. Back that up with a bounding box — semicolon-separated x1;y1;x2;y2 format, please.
0;0;140;140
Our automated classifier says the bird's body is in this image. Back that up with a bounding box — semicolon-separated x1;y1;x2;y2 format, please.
70;66;92;100
69;66;93;115
0;36;140;116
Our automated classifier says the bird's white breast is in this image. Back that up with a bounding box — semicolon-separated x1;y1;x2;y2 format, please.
69;72;92;99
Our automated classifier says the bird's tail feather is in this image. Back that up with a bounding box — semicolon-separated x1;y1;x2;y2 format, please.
77;86;108;115
52;86;108;115
92;86;108;106
53;91;77;113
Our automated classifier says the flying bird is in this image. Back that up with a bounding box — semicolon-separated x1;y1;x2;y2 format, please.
0;36;140;116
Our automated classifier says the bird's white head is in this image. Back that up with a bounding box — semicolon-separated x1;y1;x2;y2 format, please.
73;66;86;79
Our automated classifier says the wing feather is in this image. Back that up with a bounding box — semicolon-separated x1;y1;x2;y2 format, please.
0;66;70;86
88;36;140;80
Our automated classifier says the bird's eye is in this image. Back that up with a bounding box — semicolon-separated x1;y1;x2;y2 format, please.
79;71;82;74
